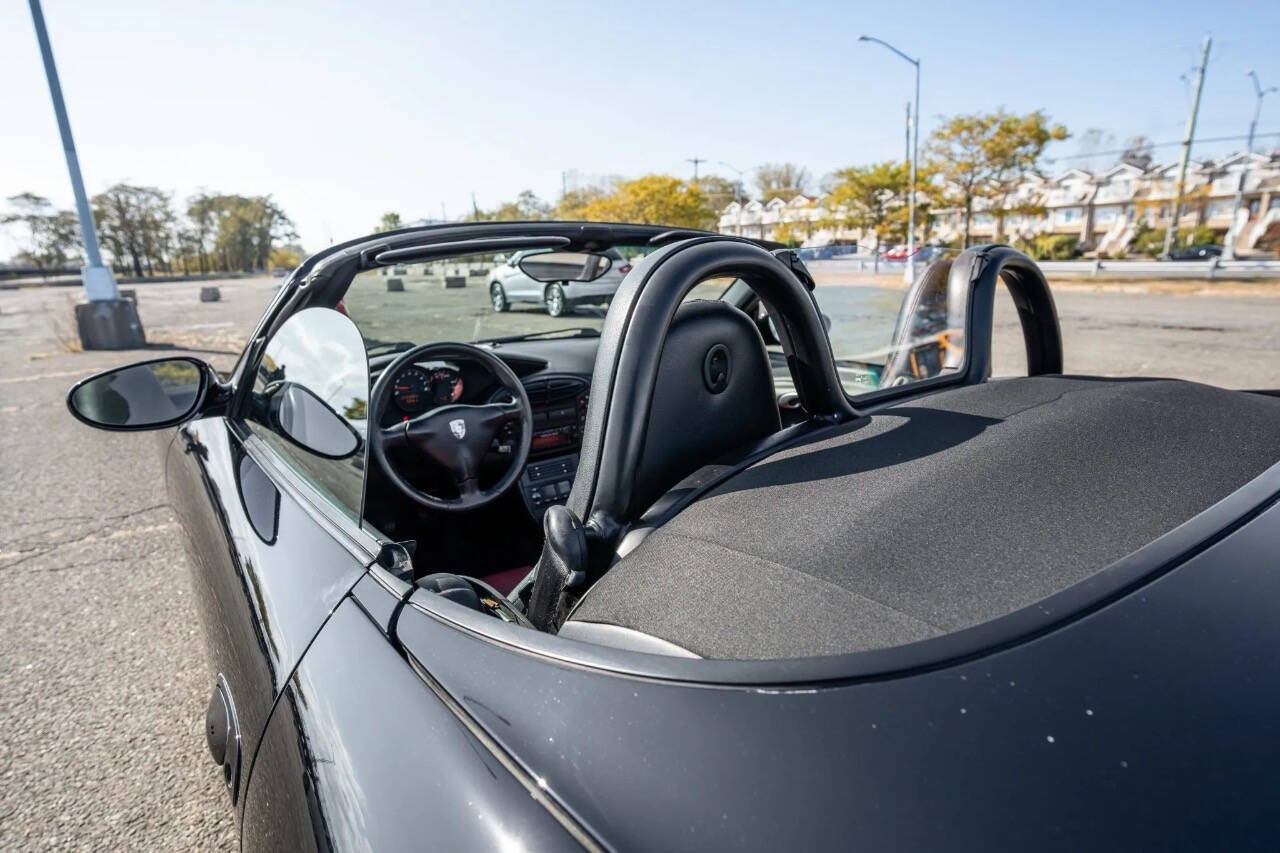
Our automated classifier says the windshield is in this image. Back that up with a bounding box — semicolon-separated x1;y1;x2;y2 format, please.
343;246;731;349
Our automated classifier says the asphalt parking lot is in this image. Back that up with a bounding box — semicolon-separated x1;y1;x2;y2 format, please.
0;272;1277;850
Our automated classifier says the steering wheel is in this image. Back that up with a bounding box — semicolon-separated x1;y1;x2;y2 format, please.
370;343;532;511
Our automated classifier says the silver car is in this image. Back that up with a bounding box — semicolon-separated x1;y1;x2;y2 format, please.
489;247;630;316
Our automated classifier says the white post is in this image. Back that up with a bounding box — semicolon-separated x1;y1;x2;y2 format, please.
28;0;117;301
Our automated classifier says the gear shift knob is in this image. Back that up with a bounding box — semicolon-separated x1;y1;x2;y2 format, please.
526;504;587;631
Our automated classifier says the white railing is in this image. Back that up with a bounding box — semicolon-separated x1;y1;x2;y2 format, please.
806;257;1280;280
1034;259;1280;280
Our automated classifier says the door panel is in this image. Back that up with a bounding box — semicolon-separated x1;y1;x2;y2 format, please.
240;597;579;852
166;418;370;804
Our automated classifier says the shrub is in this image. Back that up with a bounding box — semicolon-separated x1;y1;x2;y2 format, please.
1133;223;1222;257
1015;234;1078;260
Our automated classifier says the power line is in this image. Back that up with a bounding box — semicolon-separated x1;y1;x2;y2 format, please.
1045;131;1280;163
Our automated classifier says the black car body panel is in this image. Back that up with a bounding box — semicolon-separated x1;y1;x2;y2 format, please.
164;418;371;804
383;490;1280;850
241;597;583;852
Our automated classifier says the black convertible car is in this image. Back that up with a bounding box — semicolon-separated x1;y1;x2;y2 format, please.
68;222;1280;851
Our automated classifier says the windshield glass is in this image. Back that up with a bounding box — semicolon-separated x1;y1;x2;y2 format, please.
342;246;730;348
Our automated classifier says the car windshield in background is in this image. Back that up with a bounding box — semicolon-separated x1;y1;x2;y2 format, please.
342;246;729;349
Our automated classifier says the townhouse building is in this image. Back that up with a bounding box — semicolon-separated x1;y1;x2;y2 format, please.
717;151;1280;257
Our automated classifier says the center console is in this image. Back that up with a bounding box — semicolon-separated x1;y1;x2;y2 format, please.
517;376;589;519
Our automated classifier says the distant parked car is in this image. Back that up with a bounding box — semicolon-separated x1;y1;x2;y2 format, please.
490;247;630;316
884;245;947;262
1167;244;1222;261
797;243;858;261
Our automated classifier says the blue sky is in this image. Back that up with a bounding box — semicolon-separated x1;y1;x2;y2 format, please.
3;0;1279;254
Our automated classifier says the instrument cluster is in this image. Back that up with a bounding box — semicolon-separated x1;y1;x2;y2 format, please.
390;364;464;414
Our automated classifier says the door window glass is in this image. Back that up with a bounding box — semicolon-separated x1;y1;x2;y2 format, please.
246;308;370;522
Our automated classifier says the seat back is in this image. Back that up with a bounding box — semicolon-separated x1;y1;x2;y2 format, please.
626;300;781;518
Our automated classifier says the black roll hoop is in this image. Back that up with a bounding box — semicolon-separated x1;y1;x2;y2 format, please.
569;237;859;541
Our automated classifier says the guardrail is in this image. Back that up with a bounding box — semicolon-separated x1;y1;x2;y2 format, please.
808;256;1280;281
1034;259;1280;280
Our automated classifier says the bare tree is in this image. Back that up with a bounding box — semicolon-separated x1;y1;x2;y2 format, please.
754;163;811;202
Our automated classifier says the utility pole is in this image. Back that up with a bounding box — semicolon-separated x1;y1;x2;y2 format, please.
1162;35;1211;258
28;0;143;348
686;157;706;182
471;191;480;220
1223;71;1276;259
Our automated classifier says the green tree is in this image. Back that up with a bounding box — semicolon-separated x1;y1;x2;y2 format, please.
1;193;82;271
376;212;403;232
755;163;810;202
205;194;297;272
926;109;1068;247
821;161;910;261
186;192;219;273
581;175;715;228
92;184;174;276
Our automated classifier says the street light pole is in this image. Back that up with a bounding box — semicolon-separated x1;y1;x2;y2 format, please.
1223;71;1276;260
718;162;746;203
28;0;115;302
859;35;920;283
28;0;144;349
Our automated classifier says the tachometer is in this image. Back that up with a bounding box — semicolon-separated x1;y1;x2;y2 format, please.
428;368;464;405
392;366;432;413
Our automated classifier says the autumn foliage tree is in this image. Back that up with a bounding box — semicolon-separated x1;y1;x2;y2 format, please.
926;109;1068;246
822;161;911;260
580;175;715;228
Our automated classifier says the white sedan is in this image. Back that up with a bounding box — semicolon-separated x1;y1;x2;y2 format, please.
489;248;631;316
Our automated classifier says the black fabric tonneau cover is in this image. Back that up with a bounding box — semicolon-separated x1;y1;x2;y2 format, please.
570;376;1280;659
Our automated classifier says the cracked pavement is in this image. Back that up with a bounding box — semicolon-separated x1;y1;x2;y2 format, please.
0;278;273;851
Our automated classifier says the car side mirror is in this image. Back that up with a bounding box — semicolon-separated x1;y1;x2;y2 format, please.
67;356;219;431
266;381;362;459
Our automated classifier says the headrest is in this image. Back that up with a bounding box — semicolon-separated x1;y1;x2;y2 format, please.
627;300;781;517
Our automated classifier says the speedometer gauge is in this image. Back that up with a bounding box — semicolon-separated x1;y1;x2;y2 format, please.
429;368;464;404
391;366;431;413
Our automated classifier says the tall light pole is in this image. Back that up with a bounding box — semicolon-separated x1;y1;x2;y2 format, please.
859;35;920;283
28;0;143;348
1223;71;1276;259
1162;35;1211;258
29;0;113;301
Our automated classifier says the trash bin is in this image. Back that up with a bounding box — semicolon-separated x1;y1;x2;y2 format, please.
200;286;221;303
387;278;405;292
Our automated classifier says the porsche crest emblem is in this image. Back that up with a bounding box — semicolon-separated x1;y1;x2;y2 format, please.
449;418;466;439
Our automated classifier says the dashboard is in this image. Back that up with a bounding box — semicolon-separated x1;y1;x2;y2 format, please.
375;348;591;519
